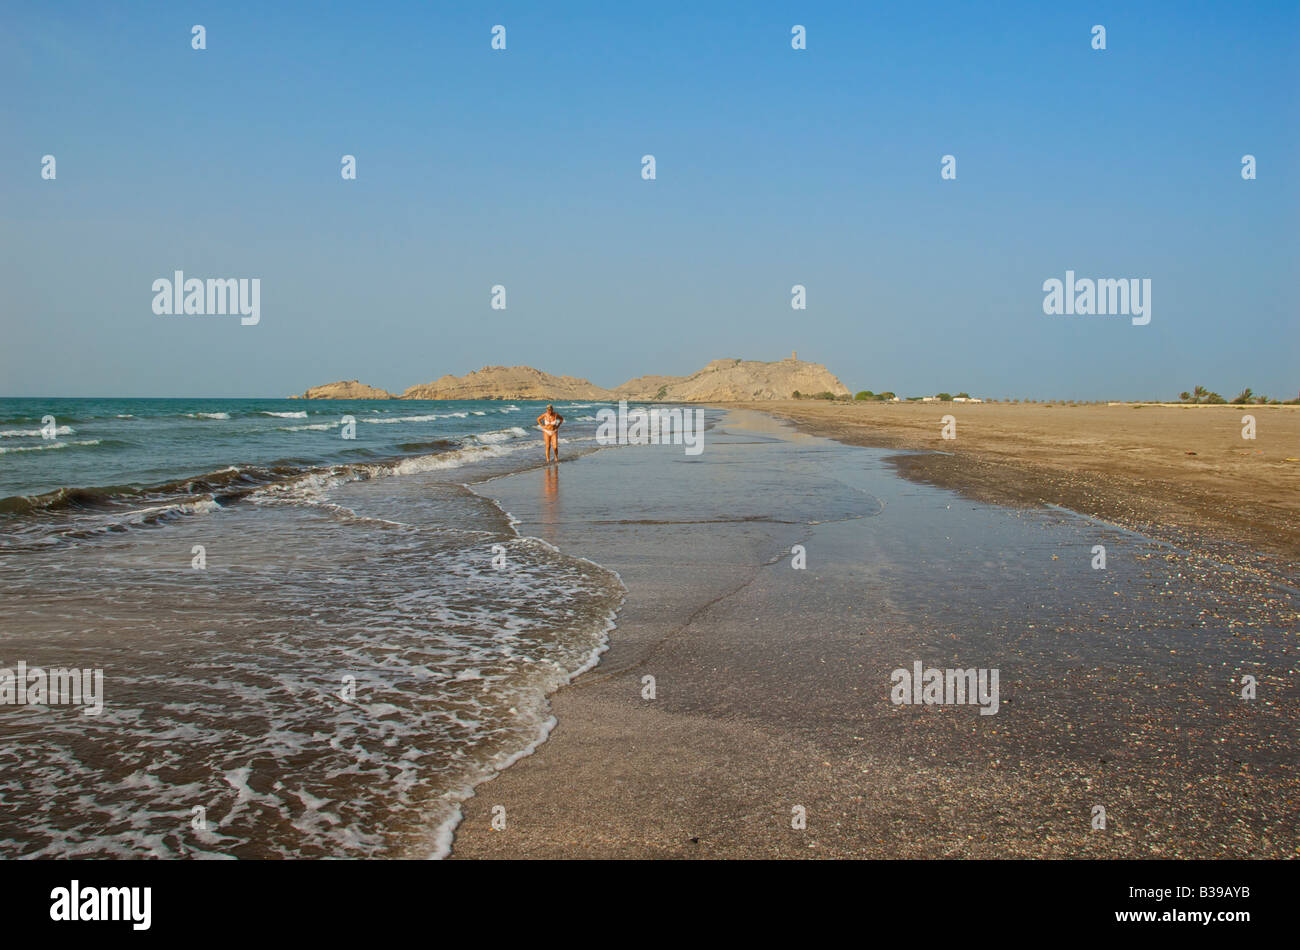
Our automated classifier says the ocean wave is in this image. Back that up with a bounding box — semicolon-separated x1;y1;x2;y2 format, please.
465;427;530;445
184;412;231;420
396;439;459;453
0;439;100;455
20;496;227;546
261;411;308;419
0;426;74;438
246;440;531;508
0;483;140;516
155;464;306;497
363;413;469;424
0;462;301;516
388;442;525;476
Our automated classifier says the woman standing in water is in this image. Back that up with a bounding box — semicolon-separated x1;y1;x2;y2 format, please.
537;404;563;462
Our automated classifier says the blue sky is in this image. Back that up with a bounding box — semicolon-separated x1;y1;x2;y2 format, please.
2;1;1296;400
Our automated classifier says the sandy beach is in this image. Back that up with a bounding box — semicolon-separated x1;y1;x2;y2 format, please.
745;401;1300;571
451;408;1298;858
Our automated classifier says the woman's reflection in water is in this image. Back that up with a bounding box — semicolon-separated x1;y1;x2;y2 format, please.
540;463;559;542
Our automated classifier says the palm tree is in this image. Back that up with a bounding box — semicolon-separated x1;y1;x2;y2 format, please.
1192;385;1208;404
1179;391;1191;402
1231;388;1254;404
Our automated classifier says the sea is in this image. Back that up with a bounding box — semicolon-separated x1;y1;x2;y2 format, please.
0;397;632;858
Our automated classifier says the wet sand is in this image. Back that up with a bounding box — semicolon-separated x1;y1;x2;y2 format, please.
736;401;1300;575
450;410;1298;858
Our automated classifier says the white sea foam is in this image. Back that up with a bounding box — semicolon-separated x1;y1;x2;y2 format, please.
363;413;468;424
420;490;628;859
0;426;73;437
0;439;100;454
387;442;522;476
249;437;534;508
185;412;231;420
126;498;223;522
467;427;529;445
261;411;308;418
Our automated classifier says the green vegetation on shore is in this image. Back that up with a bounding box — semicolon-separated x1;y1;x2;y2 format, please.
1178;385;1298;405
793;386;1298;406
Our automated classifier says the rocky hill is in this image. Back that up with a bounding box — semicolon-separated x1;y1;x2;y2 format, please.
295;357;849;402
295;379;395;399
617;358;850;401
400;366;613;400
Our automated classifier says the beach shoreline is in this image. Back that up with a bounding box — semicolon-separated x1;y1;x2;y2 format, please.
723;401;1299;581
449;408;1298;859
